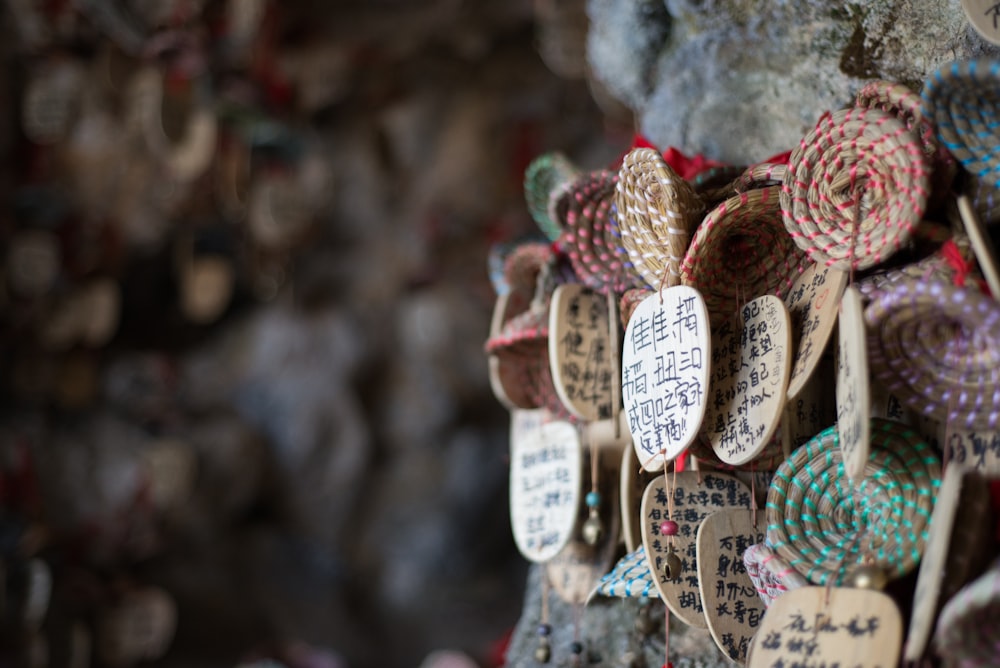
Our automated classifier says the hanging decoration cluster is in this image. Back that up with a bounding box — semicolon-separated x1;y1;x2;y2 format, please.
486;61;1000;667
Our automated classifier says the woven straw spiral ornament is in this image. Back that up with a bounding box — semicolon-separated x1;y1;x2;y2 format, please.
523;151;581;242
680;185;807;325
765;419;940;586
934;558;1000;668
615;147;705;289
743;542;808;608
780;106;930;271
864;277;1000;431
856;79;955;207
552;169;641;294
922;60;1000;189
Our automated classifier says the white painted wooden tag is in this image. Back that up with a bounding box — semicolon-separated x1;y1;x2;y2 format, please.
549;284;615;421
640;471;752;627
784;261;847;399
747;586;902;668
836;286;871;481
510;420;582;562
958;195;1000;300
703;295;792;466
905;466;992;661
696;509;766;663
962;1;1000;46
622;288;711;472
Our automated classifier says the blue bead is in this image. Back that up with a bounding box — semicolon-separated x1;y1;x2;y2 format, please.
538;624;552;637
586;491;601;508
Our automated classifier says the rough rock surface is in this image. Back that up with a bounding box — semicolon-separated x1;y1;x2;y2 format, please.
587;0;1000;164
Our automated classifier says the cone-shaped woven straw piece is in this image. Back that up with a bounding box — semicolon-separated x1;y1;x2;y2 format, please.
765;419;940;586
524;151;581;242
922;59;1000;190
615;148;705;289
680;186;806;325
780;107;930;271
864;277;1000;430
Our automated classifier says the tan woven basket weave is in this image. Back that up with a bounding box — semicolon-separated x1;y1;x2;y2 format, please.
780;107;930;271
615;148;705;289
864;276;1000;431
680;186;807;325
856;80;956;210
765;419;940;586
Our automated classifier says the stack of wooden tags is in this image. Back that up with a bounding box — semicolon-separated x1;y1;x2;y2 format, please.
488;59;1000;667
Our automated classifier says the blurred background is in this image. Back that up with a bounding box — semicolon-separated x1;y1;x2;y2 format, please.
0;1;630;667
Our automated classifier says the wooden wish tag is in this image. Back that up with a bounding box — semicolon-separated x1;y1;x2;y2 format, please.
509;419;582;562
783;260;847;400
904;465;993;662
912;406;1000;475
703;294;792;466
747;586;903;668
549;284;615;422
781;353;837;457
622;287;711;472
696;508;766;663
836;285;871;481
640;471;752;627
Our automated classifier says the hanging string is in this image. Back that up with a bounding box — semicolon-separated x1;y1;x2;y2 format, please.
751;460;758;529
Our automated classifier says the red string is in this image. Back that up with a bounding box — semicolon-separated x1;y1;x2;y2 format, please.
941;239;991;296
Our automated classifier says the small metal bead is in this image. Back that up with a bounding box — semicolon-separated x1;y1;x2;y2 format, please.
582;515;604;546
846;564;888;590
662;548;682;582
585;491;601;508
659;520;678;536
535;642;551;663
